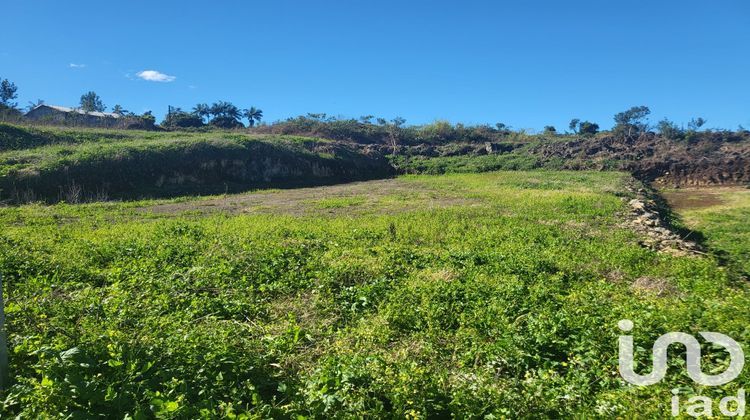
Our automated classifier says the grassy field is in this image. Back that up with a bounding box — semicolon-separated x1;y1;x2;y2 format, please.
1;170;748;418
664;187;750;276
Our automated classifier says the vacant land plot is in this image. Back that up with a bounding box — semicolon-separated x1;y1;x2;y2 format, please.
1;171;748;418
664;187;750;276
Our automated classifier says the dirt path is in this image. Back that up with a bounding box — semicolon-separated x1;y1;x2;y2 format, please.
661;187;747;211
138;178;476;217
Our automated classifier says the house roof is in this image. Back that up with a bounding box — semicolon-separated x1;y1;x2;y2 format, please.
29;104;122;119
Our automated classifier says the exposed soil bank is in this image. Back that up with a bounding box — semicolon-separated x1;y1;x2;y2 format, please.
0;138;395;204
661;187;748;211
380;132;750;187
526;133;750;186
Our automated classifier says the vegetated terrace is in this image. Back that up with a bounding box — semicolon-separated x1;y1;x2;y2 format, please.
1;170;748;417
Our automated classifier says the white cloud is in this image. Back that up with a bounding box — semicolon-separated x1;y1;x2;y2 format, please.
69;63;86;68
136;70;176;82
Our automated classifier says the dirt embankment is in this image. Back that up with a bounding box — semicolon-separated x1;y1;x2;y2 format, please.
1;140;395;204
527;133;750;186
358;131;750;187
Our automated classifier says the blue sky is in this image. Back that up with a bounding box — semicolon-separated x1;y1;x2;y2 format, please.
2;0;749;130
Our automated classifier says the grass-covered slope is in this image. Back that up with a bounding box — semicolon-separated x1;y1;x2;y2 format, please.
0;123;149;151
0;124;393;202
390;151;546;174
1;171;748;418
665;187;750;276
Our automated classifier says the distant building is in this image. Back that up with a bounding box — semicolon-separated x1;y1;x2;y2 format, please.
25;104;122;127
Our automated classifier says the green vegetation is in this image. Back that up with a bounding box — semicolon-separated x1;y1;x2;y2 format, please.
568;118;599;136
1;80;749;417
1;171;748;417
613;105;650;138
0;124;393;203
79;91;105;113
163;101;261;130
392;152;544;174
656;117;709;142
0;78;18;109
0;123;142;151
310;196;367;209
667;188;750;275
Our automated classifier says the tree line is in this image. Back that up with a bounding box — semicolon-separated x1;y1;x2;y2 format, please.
164;102;262;129
0;77;263;130
74;92;263;130
0;75;726;140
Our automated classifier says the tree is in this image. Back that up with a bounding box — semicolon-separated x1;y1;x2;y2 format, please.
141;111;156;125
80;91;106;112
569;118;580;134
613;105;651;137
163;105;204;128
494;122;511;135
192;103;211;123
0;78;18;109
578;121;599;136
307;113;328;121
543;125;557;134
688;117;706;131
124;110;157;130
209;101;242;123
208;101;243;128
387;117;406;156
111;104;129;115
210;116;244;129
657;118;682;140
243;107;263;127
25;99;45;112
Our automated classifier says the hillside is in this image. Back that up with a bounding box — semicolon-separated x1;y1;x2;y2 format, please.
1;123;749;417
0;124;394;203
3;123;748;205
384;132;750;186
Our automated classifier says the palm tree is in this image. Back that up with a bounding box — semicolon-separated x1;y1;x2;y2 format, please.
111;104;129;115
192;103;210;123
225;104;242;121
210;101;241;121
208;101;244;128
244;107;263;127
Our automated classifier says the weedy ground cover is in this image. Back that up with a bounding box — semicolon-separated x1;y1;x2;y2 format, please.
0;124;391;203
0;171;748;418
665;187;750;276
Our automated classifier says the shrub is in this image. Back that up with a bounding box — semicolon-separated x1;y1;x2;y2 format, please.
162;111;205;129
578;121;599;136
210;116;245;129
656;118;683;140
